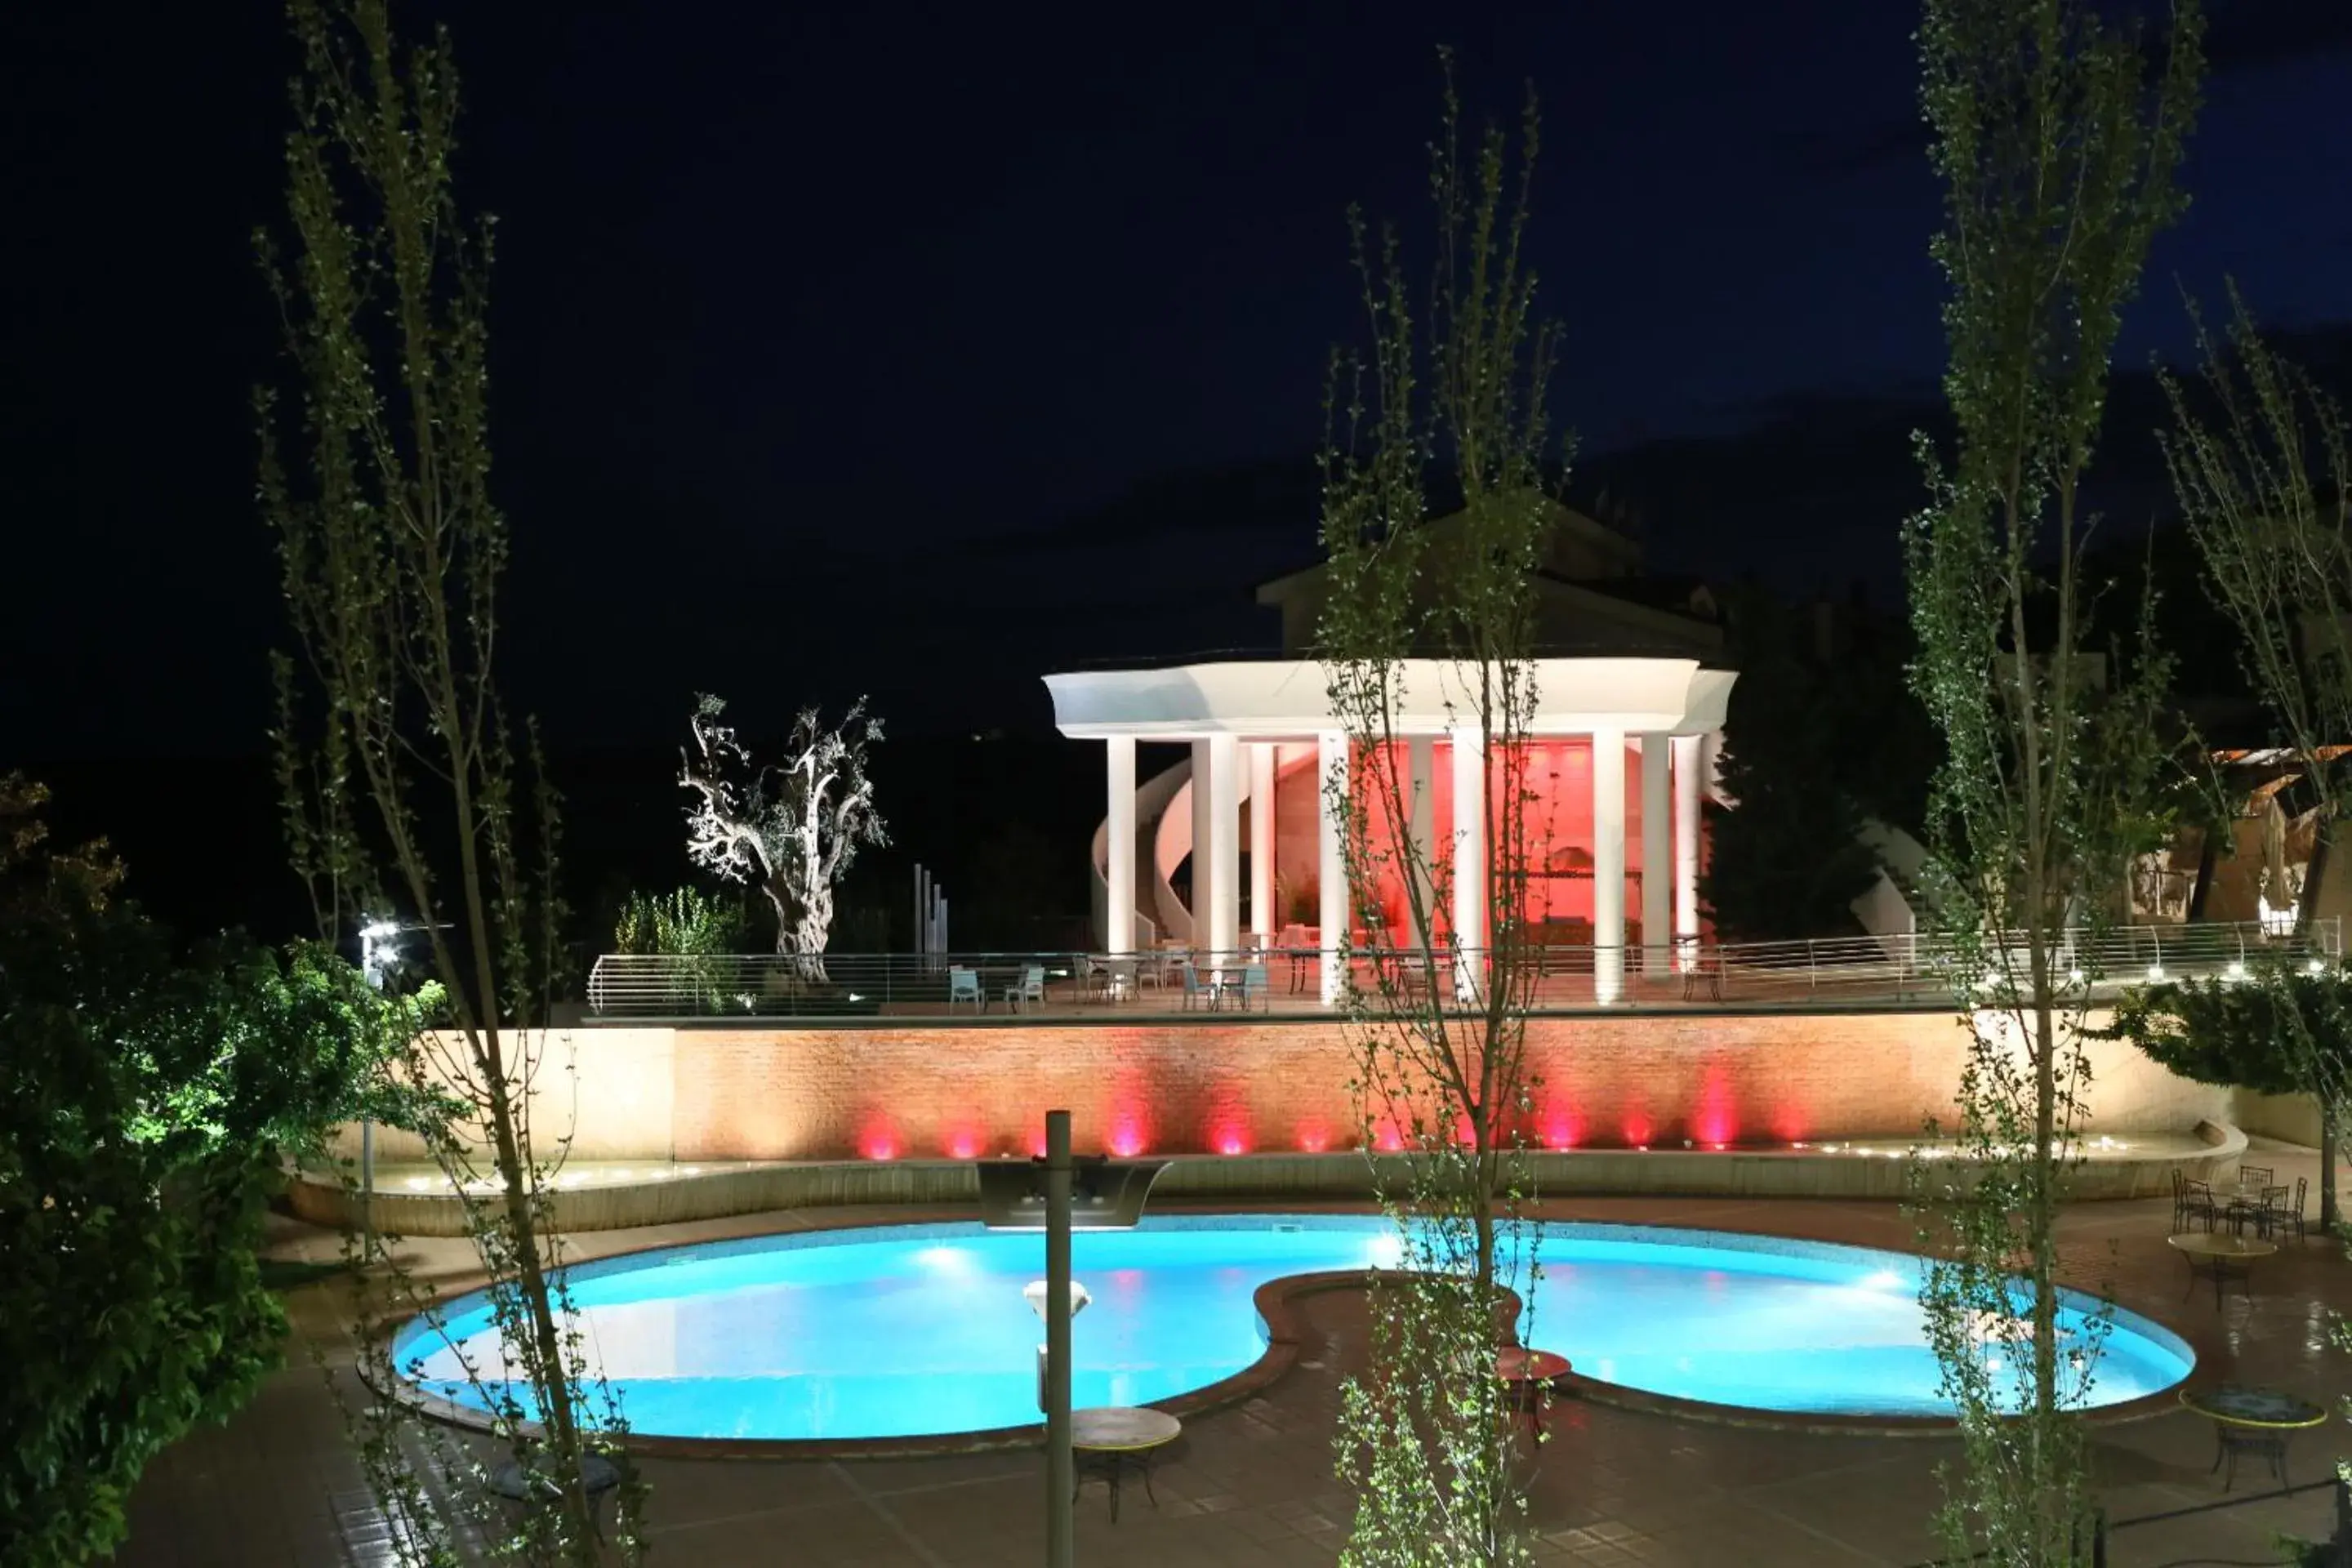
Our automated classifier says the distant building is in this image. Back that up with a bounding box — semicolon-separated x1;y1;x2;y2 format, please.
1252;497;1723;662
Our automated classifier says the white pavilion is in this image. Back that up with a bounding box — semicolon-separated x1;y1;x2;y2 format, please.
1043;501;1737;1004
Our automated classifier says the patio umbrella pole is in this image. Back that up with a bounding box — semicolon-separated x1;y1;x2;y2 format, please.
1046;1109;1074;1568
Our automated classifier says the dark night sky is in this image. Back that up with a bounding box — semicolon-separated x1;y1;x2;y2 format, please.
8;0;2352;761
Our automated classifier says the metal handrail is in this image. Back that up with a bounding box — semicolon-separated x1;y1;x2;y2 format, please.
582;918;2338;1018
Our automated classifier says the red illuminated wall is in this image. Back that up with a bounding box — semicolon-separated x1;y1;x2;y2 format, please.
639;1009;2224;1163
1266;738;1701;945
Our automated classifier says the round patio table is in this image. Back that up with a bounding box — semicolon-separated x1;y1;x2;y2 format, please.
487;1452;622;1540
2177;1385;2328;1491
1496;1347;1573;1439
2166;1231;2274;1309
1071;1405;1181;1522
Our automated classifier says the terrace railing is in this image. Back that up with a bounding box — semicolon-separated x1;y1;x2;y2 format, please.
583;917;2338;1019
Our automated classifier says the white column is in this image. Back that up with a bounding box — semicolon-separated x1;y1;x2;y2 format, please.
1450;725;1486;1000
1106;736;1136;955
1673;733;1702;968
1190;739;1213;949
1207;733;1242;960
1592;728;1626;1003
1640;733;1671;977
1318;731;1349;1004
1249;742;1276;944
1407;736;1436;931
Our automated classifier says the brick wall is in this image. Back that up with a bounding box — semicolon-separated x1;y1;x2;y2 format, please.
655;1009;2229;1162
345;1010;2232;1165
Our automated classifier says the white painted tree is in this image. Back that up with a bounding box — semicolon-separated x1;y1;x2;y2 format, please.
679;693;886;979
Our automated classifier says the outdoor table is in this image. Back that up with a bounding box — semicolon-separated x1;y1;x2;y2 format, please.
2167;1231;2276;1308
1070;1405;1182;1521
1085;957;1136;1003
1495;1347;1573;1439
2216;1181;2261;1224
2177;1384;2329;1491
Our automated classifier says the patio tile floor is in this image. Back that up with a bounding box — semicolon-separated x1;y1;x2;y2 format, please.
109;1139;2350;1567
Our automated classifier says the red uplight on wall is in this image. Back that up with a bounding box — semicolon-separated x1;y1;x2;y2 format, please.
1621;1112;1654;1147
1693;1065;1739;1148
1296;1124;1332;1153
1539;1105;1584;1150
858;1124;900;1160
1212;1124;1251;1156
1372;1116;1406;1153
943;1130;980;1160
1107;1067;1152;1160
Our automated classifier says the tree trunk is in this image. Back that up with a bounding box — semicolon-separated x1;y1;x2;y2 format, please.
2323;1093;2340;1232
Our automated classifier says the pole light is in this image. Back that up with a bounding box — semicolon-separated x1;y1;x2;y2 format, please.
355;918;403;1263
353;916;444;1263
975;1111;1166;1568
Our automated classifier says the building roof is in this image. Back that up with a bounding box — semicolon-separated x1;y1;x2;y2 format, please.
1043;656;1735;741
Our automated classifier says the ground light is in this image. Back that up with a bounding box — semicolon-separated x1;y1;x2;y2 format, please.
976;1112;1166;1568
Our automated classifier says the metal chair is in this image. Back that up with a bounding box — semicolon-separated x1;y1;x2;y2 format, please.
2179;1175;2221;1232
2261;1178;2309;1241
1178;961;1211;1011
947;965;983;1013
1236;961;1272;1012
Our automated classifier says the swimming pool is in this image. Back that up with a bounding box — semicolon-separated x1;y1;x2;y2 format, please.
394;1215;2194;1441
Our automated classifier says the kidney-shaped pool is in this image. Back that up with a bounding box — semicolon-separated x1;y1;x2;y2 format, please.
394;1214;2194;1441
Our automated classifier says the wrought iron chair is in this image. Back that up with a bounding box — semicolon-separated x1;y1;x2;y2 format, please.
2261;1178;2310;1242
2176;1174;2221;1232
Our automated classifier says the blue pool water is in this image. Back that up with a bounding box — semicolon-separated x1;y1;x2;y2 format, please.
394;1216;2194;1441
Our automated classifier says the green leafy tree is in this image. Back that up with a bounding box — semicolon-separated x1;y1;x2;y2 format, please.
2158;284;2352;1229
1901;0;2203;1562
612;885;748;956
2099;964;2350;1222
0;782;421;1566
256;1;641;1559
1319;55;1559;1568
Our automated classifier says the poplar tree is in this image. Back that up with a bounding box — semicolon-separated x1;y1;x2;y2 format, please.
257;1;642;1558
1903;0;2202;1561
2158;284;2352;1229
1321;55;1562;1568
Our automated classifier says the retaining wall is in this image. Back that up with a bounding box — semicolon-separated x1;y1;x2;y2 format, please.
341;1008;2232;1165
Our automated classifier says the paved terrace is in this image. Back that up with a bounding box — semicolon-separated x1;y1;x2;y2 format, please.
582;920;2338;1022
118;1138;2351;1568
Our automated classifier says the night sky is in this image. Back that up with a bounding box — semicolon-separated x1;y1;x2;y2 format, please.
8;0;2352;764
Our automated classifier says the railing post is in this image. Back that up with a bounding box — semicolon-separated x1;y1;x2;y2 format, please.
1806;938;1818;992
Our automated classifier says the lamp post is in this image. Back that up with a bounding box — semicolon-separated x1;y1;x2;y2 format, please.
1045;1110;1075;1568
974;1111;1166;1568
355;918;402;1263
